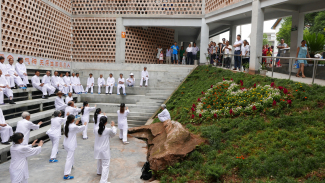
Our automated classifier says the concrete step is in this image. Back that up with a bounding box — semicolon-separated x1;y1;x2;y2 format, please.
6;109;55;128
80;94;146;104
88;103;157;113
0;96;57;111
145;93;172;97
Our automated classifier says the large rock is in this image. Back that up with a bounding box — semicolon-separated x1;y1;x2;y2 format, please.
128;120;205;171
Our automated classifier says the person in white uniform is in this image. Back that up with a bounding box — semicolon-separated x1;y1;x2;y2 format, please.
157;104;171;122
59;72;70;95
63;72;73;93
85;73;94;94
9;133;43;183
65;92;73;104
15;57;30;86
126;73;135;87
117;103;130;144
55;91;68;111
65;101;82;118
94;118;116;183
140;67;149;87
52;71;69;95
75;73;85;94
98;74;105;94
32;71;54;99
0;69;16;104
42;71;56;96
46;110;69;163
0;108;13;145
117;73;126;95
15;112;43;145
93;108;106;132
70;73;80;94
63;115;87;180
81;101;96;139
0;56;15;88
7;57;26;89
106;73;115;95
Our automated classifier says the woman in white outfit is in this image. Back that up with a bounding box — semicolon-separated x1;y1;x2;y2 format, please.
15;58;29;86
94;117;117;183
93;108;106;133
0;108;13;145
46;110;69;163
63;115;87;180
117;103;130;144
81;101;96;139
10;132;44;183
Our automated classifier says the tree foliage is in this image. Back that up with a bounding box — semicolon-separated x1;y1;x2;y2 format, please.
309;11;325;36
276;17;292;46
263;33;269;46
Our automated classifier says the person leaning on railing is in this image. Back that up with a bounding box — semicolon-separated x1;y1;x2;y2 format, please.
295;40;310;78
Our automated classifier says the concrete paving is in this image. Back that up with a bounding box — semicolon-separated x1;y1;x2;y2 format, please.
0;124;149;183
266;71;325;86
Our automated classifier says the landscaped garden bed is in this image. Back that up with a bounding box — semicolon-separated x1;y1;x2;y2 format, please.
154;65;325;183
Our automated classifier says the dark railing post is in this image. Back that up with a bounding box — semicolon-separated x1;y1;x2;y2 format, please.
271;56;274;77
289;58;292;80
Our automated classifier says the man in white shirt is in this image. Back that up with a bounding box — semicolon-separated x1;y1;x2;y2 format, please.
140;67;149;87
63;72;73;93
15;57;29;86
0;56;14;88
70;73;80;94
32;71;54;99
0;108;13;144
276;39;289;64
222;41;233;69
0;69;15;104
86;73;94;94
7;58;25;89
58;72;69;95
233;34;243;71
65;101;82;117
75;73;85;94
157;104;171;122
42;71;56;96
65;92;73;104
97;74;105;94
192;43;200;63
106;73;115;95
52;71;68;95
117;73;126;95
15;112;43;145
241;40;250;70
186;43;193;65
126;73;135;87
55;91;67;111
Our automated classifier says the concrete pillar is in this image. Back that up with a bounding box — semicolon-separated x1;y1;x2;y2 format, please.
290;12;305;57
229;25;237;45
249;0;264;74
200;18;209;64
115;18;126;63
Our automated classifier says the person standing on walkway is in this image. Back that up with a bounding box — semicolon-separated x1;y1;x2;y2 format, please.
46;110;69;163
296;40;310;78
117;103;130;145
171;42;179;64
81;101;96;140
276;39;288;65
186;43;193;65
166;47;172;64
241;40;250;70
9;133;43;183
63;115;87;180
233;35;243;70
93;108;106;132
156;45;163;64
192;43;199;64
223;41;232;69
94;117;116;183
16;112;43;145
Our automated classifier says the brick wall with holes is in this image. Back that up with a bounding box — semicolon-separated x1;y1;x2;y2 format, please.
205;0;242;14
71;18;116;63
125;27;174;64
71;0;202;15
48;0;72;13
1;0;72;61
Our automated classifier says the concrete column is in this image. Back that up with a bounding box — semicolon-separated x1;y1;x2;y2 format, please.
115;18;126;63
229;25;237;45
290;12;305;57
249;0;264;74
200;18;209;64
174;29;178;43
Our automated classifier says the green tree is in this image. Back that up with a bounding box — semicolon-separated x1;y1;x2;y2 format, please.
276;17;292;46
263;33;269;46
309;11;325;35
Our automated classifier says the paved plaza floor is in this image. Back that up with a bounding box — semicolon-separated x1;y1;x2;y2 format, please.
0;124;149;183
265;71;325;86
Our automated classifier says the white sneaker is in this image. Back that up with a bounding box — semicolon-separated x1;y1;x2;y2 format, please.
123;141;130;144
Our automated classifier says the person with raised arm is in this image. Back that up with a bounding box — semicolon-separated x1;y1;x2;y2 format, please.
15;112;43;145
81;101;96;140
117;103;130;144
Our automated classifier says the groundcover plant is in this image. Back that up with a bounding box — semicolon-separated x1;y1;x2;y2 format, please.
154;65;325;183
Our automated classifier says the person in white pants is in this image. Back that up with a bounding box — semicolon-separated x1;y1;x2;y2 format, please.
58;72;70;94
42;71;56;96
0;56;15;88
94;118;116;183
32;71;55;99
7;58;25;89
63;115;87;180
46;110;69;163
63;72;73;93
81;101;96;139
75;73;85;93
140;67;149;87
0;69;16;104
70;73;80;94
106;73;115;95
98;74;105;94
52;71;69;95
117;103;130;144
15;112;43;145
117;73;126;95
0;108;13;145
85;73;94;94
126;73;135;87
15;57;30;86
10;133;43;183
157;104;171;122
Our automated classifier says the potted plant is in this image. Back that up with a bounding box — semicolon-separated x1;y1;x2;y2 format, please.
259;61;267;76
243;62;249;73
304;32;325;58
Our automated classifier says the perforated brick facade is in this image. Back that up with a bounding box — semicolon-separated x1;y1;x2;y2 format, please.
48;0;72;13
72;18;116;63
71;0;202;15
125;27;174;64
205;0;242;14
1;0;72;61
